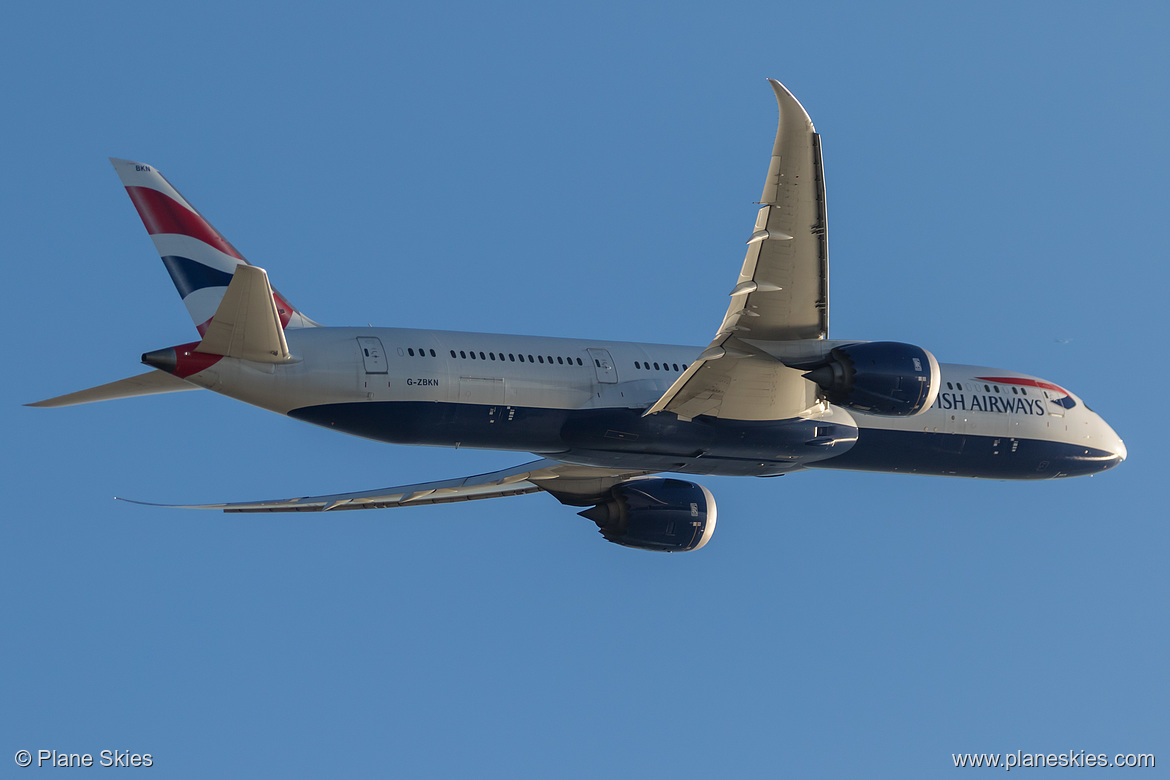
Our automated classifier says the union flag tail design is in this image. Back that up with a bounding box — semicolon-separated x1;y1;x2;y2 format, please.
110;158;316;334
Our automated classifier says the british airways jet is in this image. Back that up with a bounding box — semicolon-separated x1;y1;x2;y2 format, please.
30;80;1125;552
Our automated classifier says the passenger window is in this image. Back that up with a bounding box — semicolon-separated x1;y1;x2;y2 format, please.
557;356;564;364
509;353;515;362
635;361;641;369
994;385;1000;393
673;363;679;371
1011;386;1018;395
538;355;544;363
547;355;553;364
947;382;953;390
654;362;660;370
984;384;990;392
407;348;414;356
576;358;583;366
529;355;535;363
470;351;477;360
450;350;456;358
429;349;436;357
479;352;485;360
956;382;963;391
459;351;466;359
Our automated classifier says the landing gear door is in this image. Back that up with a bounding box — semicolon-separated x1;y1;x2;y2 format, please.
357;337;388;374
587;348;618;384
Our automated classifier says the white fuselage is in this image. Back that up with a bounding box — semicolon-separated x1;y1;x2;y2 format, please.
169;326;1125;481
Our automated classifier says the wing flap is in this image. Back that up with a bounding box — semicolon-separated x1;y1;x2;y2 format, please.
645;342;818;421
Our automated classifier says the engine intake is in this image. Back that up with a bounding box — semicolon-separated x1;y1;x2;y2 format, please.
802;341;940;417
578;478;717;552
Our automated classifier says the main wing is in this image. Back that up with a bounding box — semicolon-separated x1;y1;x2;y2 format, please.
724;78;827;341
117;460;656;513
646;79;827;421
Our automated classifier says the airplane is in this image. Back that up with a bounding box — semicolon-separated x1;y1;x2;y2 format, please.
29;80;1126;553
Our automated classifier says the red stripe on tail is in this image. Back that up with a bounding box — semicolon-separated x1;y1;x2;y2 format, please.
174;342;223;378
125;186;245;260
273;292;293;328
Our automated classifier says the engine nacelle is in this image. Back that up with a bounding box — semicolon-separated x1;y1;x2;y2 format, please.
802;341;940;417
577;478;717;552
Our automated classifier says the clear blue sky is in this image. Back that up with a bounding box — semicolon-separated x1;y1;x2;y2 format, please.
3;2;1167;776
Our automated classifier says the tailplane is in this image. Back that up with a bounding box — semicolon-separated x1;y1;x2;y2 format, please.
30;264;293;408
109;158;317;334
26;370;196;408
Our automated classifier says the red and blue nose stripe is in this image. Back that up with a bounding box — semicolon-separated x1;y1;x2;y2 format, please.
975;376;1077;410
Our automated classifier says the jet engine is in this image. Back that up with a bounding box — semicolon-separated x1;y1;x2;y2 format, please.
577;478;717;552
801;341;940;416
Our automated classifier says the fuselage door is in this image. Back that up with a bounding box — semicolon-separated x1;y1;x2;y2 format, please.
357;337;388;374
587;348;618;384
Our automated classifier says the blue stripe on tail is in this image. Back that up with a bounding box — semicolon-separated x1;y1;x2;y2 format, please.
161;256;235;299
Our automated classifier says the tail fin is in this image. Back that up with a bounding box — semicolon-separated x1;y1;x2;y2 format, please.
195;264;291;362
109;158;317;334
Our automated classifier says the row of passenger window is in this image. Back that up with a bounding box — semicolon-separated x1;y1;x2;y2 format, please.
455;348;584;366
404;346;582;366
464;350;581;366
946;380;1029;396
634;360;686;372
402;346;686;373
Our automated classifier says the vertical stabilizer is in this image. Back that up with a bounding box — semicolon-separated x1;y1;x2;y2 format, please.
109;158;316;334
196;264;291;362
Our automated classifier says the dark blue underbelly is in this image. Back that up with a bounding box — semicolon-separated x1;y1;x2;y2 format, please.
809;426;1120;479
288;401;1118;480
287;401;855;475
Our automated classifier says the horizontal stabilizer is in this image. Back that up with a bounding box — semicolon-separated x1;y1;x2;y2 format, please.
26;370;197;408
196;264;291;362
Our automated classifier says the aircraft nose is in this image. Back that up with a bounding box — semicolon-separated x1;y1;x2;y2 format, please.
1099;422;1126;469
